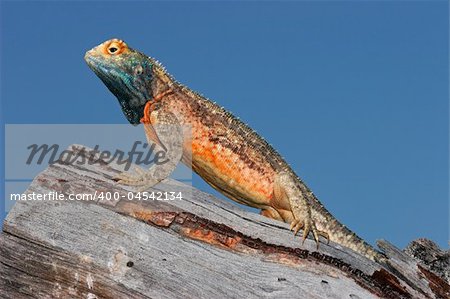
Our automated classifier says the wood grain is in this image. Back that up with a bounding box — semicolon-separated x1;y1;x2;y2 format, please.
1;145;448;299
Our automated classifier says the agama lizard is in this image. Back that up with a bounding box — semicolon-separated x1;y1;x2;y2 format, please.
85;38;385;262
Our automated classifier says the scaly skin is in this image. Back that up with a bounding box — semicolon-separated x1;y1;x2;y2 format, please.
85;39;385;262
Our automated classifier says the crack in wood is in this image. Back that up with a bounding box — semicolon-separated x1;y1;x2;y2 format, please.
126;209;416;299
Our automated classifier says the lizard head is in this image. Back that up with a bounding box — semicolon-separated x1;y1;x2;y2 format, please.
84;39;153;125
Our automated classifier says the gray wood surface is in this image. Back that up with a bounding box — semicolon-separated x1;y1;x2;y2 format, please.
1;145;448;299
404;238;450;284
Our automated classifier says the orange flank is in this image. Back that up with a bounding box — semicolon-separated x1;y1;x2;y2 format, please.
190;134;274;207
140;93;275;208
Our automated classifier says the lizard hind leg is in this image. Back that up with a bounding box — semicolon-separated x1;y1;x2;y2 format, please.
260;207;284;221
274;171;329;249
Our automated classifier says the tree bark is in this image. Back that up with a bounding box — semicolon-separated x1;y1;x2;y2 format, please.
0;145;448;299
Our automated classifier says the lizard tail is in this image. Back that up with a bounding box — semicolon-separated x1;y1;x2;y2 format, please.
332;221;387;263
312;208;387;263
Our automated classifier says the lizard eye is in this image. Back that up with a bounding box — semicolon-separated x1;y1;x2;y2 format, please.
107;41;121;55
104;39;128;56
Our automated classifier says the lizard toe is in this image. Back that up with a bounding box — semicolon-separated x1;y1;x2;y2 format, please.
301;221;311;245
113;167;153;187
290;220;304;236
311;224;330;249
319;230;330;245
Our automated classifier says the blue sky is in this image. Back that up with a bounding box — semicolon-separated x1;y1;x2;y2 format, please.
1;1;448;249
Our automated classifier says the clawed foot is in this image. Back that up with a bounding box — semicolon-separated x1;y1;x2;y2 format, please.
290;218;329;250
114;167;160;192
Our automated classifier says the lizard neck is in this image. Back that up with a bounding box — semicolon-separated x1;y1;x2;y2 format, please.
149;63;198;103
151;65;177;97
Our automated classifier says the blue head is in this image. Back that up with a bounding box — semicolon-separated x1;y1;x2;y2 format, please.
85;39;154;125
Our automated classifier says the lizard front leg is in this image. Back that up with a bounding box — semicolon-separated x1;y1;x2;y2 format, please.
115;109;183;192
274;171;329;249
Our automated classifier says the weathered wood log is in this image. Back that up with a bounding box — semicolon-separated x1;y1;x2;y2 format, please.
404;239;450;285
0;145;448;299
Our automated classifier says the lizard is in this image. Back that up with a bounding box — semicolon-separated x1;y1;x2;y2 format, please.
84;38;386;262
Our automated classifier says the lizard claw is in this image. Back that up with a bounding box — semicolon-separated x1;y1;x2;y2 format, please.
113;166;159;192
301;220;311;245
290;220;304;236
114;166;145;184
318;230;330;245
290;218;330;249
